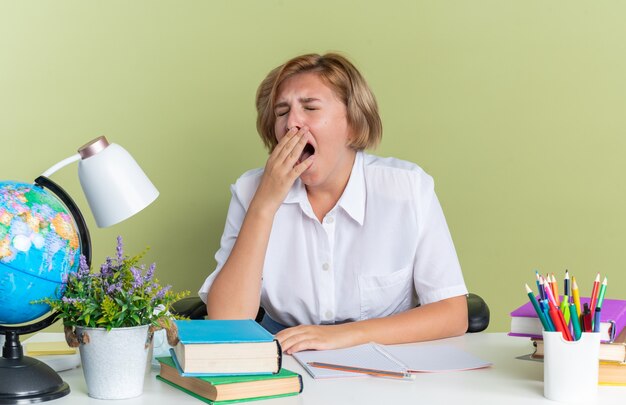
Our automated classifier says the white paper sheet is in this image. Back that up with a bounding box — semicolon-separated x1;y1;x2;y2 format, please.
292;342;491;379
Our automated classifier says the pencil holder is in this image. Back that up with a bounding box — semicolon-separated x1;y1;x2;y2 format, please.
543;331;600;402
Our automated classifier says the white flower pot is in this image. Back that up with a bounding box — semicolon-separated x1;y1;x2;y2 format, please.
76;325;150;400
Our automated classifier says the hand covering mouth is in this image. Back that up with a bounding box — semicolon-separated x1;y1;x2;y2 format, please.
298;143;315;164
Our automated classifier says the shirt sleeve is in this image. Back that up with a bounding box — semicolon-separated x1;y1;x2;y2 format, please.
412;176;468;305
198;184;246;303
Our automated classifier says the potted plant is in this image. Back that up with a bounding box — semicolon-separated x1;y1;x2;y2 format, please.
38;236;188;400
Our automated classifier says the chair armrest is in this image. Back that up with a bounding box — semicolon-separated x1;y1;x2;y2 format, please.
466;293;490;333
170;296;208;319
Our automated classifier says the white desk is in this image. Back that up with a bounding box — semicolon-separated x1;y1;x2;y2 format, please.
50;333;624;405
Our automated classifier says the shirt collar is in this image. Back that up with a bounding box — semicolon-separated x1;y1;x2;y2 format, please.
283;179;315;219
283;151;366;225
337;151;365;226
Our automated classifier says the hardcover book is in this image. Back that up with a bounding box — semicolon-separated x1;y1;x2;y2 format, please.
156;357;302;404
598;361;626;386
172;319;281;376
509;297;626;342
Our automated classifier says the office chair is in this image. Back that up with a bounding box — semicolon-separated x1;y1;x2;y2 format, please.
171;293;490;333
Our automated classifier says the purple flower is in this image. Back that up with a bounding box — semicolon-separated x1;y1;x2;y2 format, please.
116;235;124;264
144;283;155;295
144;263;156;283
107;282;122;294
76;255;90;279
100;257;113;278
130;267;144;290
61;296;82;304
155;285;171;300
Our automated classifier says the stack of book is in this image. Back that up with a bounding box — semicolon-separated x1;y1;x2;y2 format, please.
156;319;303;403
510;297;626;385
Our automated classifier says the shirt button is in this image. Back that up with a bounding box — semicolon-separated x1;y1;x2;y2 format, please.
325;310;333;319
326;217;334;224
322;263;330;271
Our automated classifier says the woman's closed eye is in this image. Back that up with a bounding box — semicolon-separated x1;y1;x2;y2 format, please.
275;108;289;117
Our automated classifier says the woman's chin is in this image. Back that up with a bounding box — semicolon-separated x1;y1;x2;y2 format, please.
299;168;316;185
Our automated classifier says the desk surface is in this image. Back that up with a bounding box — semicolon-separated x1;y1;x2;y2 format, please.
50;333;624;405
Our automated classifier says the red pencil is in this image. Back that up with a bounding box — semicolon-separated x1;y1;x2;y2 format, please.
548;299;573;341
589;273;600;313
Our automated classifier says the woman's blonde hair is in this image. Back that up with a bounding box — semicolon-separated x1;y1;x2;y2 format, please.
256;53;382;151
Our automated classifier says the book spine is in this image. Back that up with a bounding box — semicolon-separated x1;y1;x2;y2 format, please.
297;374;304;393
275;339;282;374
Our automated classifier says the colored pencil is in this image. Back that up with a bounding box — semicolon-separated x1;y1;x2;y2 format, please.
596;277;607;310
589;273;600;313
525;284;551;331
571;276;581;318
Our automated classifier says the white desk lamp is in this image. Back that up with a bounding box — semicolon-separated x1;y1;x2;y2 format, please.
41;135;159;228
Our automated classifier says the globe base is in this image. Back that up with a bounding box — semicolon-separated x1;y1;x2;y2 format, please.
0;356;70;404
1;313;70;404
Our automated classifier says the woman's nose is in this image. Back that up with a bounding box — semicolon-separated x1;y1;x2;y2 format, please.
286;110;303;130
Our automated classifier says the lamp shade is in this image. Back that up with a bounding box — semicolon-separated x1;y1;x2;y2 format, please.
77;137;159;228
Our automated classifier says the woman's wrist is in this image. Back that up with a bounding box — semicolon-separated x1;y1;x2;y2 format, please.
247;195;281;221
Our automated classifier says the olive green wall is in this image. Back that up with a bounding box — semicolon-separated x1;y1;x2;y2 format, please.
2;1;625;332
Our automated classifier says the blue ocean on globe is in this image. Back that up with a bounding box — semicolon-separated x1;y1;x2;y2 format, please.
0;181;81;325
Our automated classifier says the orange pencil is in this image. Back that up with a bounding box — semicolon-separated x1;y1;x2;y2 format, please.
551;273;560;306
307;362;413;380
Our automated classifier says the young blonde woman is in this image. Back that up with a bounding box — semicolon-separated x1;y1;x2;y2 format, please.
200;53;468;354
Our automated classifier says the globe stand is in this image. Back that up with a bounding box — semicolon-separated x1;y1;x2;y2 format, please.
0;176;91;403
0;313;70;404
0;170;94;403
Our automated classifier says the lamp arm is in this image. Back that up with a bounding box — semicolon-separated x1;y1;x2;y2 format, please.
40;153;81;178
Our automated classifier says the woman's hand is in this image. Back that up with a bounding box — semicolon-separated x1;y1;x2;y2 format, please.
251;126;315;215
275;324;358;354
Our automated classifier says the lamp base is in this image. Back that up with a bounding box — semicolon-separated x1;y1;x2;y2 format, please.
0;356;69;404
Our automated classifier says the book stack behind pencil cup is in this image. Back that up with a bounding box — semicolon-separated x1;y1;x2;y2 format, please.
509;271;626;387
155;319;303;404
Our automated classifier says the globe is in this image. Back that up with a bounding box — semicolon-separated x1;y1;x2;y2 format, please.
0;181;82;325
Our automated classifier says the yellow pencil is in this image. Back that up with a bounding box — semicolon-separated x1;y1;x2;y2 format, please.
571;276;581;318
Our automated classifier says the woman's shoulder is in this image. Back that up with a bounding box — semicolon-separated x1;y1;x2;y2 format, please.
362;153;432;183
236;167;265;183
361;153;437;206
230;168;264;207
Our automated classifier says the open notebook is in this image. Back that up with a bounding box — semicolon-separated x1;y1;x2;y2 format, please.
292;342;491;379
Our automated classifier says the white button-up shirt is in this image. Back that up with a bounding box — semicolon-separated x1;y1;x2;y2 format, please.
199;152;467;327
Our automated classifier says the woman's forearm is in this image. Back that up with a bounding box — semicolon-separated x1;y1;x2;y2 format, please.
205;203;275;319
350;295;469;345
